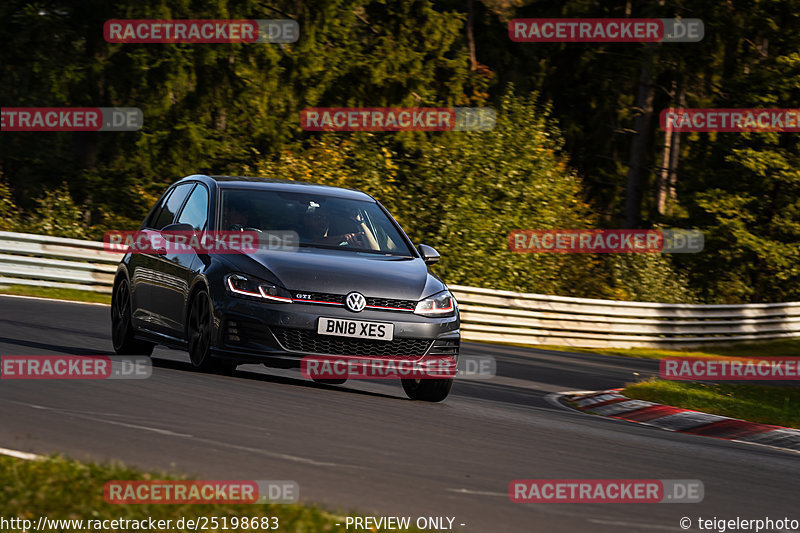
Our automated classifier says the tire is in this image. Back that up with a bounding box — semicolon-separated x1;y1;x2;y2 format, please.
187;289;235;374
111;278;155;356
311;377;348;385
401;377;453;402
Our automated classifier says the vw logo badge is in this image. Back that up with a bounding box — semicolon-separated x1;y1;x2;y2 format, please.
345;292;367;312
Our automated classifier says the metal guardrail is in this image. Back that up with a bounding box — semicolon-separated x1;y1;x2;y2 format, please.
1;231;798;348
0;231;119;294
450;285;800;349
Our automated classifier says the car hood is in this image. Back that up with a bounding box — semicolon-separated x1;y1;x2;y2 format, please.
225;248;446;300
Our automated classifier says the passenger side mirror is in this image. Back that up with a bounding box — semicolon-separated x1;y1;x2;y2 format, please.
418;244;440;265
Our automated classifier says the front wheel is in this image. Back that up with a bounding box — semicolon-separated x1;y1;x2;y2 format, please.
401;378;453;402
111;278;154;356
187;289;235;374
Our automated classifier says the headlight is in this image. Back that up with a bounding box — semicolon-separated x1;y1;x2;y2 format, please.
225;273;292;303
414;290;456;317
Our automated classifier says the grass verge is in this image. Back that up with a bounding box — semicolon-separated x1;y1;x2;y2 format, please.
574;339;800;360
623;379;800;429
0;284;111;305
0;454;423;533
477;338;800;360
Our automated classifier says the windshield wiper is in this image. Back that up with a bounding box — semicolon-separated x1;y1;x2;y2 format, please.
298;243;411;256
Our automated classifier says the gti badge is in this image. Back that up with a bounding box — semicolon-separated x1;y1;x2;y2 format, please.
345;292;367;312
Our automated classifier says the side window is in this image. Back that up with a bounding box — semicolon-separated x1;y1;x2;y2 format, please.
152;183;193;230
142;188;174;229
176;184;209;231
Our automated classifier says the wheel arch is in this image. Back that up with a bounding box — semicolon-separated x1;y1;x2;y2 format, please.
111;266;131;312
113;265;130;288
184;276;212;339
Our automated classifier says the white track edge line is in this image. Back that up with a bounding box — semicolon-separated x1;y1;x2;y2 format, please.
0;293;109;307
0;446;43;461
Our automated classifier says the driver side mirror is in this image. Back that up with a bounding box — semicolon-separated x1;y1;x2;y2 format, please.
160;222;195;235
417;244;440;265
161;223;195;239
159;222;197;253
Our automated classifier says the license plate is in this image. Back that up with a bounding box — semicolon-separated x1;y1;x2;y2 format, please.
317;317;394;341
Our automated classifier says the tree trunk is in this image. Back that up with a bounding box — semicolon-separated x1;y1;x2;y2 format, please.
667;85;685;214
624;44;656;228
467;0;477;71
656;117;672;216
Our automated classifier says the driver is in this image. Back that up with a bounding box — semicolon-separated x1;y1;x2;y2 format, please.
301;206;363;246
225;203;252;231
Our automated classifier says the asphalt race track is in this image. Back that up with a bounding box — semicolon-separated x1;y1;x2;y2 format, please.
1;294;798;532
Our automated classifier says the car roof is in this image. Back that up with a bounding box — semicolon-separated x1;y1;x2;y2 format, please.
180;175;376;202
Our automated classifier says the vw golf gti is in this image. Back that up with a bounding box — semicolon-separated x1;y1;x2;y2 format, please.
111;175;460;401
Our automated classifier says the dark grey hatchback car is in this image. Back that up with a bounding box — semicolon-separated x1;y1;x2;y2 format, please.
111;175;460;401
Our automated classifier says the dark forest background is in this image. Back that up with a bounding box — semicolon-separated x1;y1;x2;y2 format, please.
1;0;798;303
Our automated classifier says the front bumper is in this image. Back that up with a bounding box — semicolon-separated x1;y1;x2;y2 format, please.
209;297;460;366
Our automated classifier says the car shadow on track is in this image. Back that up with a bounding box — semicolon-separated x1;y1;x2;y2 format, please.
150;356;403;401
0;336;113;356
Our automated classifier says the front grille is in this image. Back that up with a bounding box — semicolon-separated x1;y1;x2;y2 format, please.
365;297;416;310
271;327;432;356
291;291;415;312
291;292;344;305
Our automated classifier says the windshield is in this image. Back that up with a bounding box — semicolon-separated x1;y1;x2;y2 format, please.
218;188;413;256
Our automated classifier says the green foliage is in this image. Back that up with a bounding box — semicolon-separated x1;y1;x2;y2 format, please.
539;339;800;361
678;39;800;303
0;455;422;533
24;183;89;239
394;91;598;296
247;90;694;300
0;174;20;231
602;253;696;303
1;0;797;303
0;0;471;215
471;0;800;303
250;92;601;296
